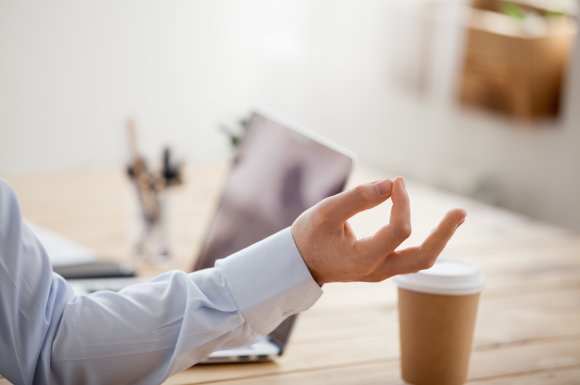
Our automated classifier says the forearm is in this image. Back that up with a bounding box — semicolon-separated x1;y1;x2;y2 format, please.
50;270;254;385
51;228;322;385
0;179;322;385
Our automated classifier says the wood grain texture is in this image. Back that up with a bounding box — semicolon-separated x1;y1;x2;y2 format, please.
3;164;579;385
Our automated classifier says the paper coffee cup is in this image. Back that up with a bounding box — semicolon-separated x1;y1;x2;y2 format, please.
394;259;485;385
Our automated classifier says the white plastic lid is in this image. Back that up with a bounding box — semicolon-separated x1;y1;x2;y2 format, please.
394;259;485;296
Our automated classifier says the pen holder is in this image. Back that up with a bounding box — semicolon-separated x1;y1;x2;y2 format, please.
130;185;171;263
125;119;183;264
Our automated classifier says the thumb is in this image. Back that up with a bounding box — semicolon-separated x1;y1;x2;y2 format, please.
317;179;393;225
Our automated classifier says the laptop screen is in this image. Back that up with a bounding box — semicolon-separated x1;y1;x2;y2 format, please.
194;111;353;350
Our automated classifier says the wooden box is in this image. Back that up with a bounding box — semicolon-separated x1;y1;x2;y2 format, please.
457;1;576;121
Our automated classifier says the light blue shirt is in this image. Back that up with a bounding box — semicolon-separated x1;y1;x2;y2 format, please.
0;179;323;385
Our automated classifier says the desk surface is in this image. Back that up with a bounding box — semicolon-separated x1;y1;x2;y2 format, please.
4;164;580;385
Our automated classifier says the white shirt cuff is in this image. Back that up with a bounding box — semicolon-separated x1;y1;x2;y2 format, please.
216;227;322;335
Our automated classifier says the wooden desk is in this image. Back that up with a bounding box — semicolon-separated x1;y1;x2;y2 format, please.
4;164;580;385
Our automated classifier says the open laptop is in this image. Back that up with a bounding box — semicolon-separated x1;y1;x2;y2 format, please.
194;109;354;362
44;109;354;362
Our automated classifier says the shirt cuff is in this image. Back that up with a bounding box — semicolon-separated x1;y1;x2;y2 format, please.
216;227;323;335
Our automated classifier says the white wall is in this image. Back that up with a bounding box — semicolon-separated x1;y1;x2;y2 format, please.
1;0;579;230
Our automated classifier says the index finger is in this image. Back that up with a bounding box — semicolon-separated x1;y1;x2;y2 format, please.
316;179;393;226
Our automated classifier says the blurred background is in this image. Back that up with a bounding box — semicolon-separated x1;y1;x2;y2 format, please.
0;0;578;230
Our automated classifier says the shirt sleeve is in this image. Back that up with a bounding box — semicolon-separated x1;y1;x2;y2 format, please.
0;179;323;385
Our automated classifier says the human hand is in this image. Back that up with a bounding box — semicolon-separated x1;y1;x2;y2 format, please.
291;177;466;285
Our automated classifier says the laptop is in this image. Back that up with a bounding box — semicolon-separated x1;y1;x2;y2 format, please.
44;109;355;362
194;109;354;362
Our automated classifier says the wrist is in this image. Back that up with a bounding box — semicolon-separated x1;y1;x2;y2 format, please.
290;225;325;286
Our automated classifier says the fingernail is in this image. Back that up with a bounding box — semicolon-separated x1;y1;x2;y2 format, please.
373;179;390;195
